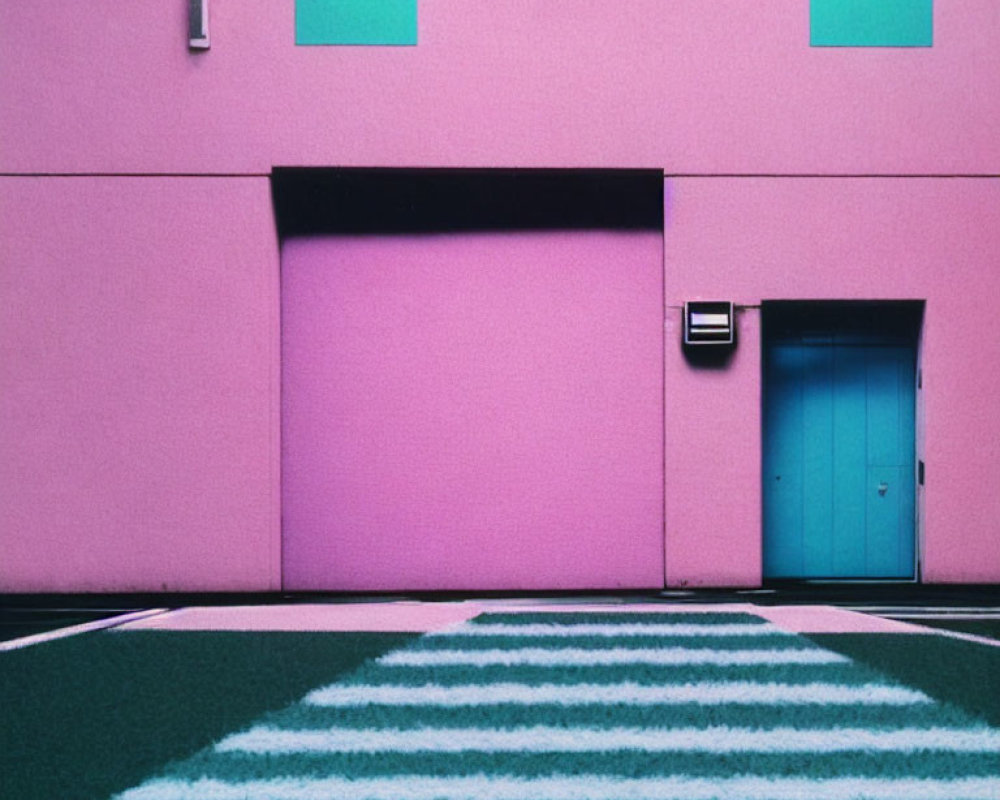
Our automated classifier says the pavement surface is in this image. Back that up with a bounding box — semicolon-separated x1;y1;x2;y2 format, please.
3;592;999;800
109;604;1000;799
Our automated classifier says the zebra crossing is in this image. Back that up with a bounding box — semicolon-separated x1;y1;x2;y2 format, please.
115;610;1000;800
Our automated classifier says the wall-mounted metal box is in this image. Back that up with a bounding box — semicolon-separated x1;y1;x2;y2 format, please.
684;301;734;346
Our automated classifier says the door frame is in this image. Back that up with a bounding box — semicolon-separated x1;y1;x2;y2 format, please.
760;300;925;583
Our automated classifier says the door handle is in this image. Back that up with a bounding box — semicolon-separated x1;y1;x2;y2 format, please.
878;482;888;496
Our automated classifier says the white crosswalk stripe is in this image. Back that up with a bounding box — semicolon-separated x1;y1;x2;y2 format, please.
378;646;848;667
116;775;1000;800
431;622;791;637
216;724;1000;754
306;680;932;707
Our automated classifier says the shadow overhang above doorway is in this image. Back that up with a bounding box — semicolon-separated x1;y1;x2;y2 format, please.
270;168;664;238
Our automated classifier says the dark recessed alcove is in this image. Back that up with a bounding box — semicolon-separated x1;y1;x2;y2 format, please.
271;167;663;237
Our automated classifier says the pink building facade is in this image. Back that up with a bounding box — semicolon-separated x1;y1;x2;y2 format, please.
1;1;998;592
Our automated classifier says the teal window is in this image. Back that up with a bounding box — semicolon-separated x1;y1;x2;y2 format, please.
810;0;933;47
296;0;417;46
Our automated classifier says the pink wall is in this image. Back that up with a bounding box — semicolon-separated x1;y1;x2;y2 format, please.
663;177;1000;586
2;3;998;591
1;1;998;175
664;309;761;588
282;233;664;591
0;177;280;592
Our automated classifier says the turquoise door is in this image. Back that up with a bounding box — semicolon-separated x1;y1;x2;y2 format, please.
763;338;916;579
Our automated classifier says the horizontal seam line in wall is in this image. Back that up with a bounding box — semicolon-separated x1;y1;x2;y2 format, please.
1;172;997;179
663;173;1000;179
0;172;271;178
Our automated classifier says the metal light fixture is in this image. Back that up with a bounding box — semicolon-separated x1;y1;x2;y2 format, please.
684;301;735;347
189;0;210;50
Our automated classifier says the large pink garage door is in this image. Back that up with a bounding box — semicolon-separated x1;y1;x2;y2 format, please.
281;209;662;591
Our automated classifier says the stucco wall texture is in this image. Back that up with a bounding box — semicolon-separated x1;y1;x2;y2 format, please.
0;178;281;592
1;1;998;174
282;233;664;592
1;1;998;591
664;177;1000;586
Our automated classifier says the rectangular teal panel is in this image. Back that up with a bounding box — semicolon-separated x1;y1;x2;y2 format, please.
763;345;805;578
810;0;933;47
296;0;417;46
831;346;868;577
765;336;915;580
802;346;835;575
